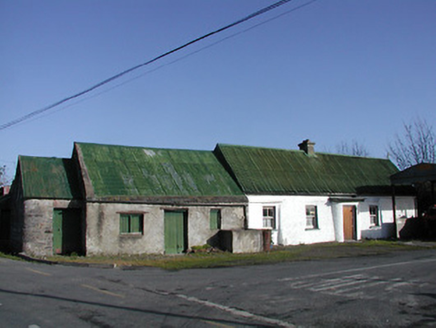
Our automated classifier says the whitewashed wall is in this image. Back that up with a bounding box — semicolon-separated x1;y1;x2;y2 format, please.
247;195;416;245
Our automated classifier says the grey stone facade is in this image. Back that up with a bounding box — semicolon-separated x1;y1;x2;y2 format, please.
86;202;246;255
17;199;83;256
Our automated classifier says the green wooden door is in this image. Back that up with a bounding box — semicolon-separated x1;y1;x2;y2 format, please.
53;209;83;255
53;209;63;254
164;210;187;254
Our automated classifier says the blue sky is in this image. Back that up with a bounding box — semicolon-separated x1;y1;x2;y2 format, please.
1;0;435;180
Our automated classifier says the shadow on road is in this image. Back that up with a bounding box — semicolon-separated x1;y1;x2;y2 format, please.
0;288;272;327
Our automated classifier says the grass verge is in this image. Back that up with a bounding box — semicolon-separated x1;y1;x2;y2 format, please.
0;251;24;261
31;240;436;270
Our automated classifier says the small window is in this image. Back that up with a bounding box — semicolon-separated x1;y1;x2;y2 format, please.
369;205;379;226
120;213;143;234
263;206;276;229
210;209;221;230
306;205;318;229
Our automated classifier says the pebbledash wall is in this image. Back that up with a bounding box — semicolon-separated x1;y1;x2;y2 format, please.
85;202;246;256
247;195;416;245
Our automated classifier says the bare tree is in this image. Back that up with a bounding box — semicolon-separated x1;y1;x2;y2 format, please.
336;140;370;157
0;165;8;187
388;118;436;170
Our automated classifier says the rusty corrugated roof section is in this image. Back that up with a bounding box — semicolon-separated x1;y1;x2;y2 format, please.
19;156;81;199
215;144;399;195
76;143;246;201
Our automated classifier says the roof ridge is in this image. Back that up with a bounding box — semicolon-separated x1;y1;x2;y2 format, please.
75;141;211;153
216;143;303;153
19;155;68;160
315;151;392;161
217;143;391;161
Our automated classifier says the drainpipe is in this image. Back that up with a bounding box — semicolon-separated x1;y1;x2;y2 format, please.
392;185;397;239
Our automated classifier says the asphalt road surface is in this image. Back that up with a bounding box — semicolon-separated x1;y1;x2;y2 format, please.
1;249;436;328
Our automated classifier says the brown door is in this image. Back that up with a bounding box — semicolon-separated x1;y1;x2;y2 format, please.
343;206;356;240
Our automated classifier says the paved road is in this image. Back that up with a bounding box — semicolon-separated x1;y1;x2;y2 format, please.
1;249;436;327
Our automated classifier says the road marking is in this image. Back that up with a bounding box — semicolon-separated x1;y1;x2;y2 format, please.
201;320;235;328
278;257;436;282
310;275;371;292
81;284;125;298
150;289;296;328
385;281;413;291
334;280;387;294
285;272;420;299
26;268;52;276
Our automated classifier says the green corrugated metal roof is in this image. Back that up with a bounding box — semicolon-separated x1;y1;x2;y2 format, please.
215;144;399;195
19;156;81;199
76;143;245;199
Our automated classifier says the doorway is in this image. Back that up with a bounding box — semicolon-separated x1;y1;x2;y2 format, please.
53;208;83;255
343;205;356;240
164;210;187;254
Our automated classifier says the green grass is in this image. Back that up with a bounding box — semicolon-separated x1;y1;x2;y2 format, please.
36;240;434;270
0;251;24;261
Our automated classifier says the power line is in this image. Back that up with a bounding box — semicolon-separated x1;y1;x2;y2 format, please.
0;0;297;131
23;0;318;127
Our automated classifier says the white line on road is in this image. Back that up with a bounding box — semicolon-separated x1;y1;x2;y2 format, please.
151;289;297;328
81;284;125;298
201;320;235;328
278;257;436;282
25;268;52;276
333;280;387;294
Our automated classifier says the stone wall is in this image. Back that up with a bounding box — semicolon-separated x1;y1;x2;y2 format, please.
220;230;264;253
21;199;83;256
86;202;246;255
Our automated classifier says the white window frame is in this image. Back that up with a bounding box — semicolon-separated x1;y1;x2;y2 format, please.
369;205;380;227
262;206;276;229
305;205;318;229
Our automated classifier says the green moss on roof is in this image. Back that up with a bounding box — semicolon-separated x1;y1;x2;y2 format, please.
19;156;81;199
215;144;399;195
76;143;245;198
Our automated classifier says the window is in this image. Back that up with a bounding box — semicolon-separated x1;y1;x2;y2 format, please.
120;213;143;234
210;209;221;230
263;206;276;229
369;205;379;226
306;205;318;229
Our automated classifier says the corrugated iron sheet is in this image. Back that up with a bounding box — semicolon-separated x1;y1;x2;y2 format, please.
19;156;81;199
76;143;245;198
215;144;399;195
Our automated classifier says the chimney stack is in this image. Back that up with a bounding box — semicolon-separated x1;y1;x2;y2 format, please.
298;139;315;155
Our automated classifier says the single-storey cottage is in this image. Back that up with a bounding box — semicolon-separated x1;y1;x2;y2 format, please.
5;156;84;256
214;140;416;245
74;142;249;256
0;139;416;256
2;142;251;256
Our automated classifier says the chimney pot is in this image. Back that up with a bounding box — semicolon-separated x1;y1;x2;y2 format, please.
298;139;315;155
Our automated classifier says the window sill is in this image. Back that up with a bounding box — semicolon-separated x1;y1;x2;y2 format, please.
120;233;143;237
369;225;381;229
305;227;319;231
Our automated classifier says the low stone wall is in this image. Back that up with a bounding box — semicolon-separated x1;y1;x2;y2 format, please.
220;229;263;253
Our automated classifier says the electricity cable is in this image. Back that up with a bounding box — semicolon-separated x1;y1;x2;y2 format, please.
0;0;298;131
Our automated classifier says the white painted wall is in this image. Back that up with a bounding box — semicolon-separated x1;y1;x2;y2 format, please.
247;195;416;245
